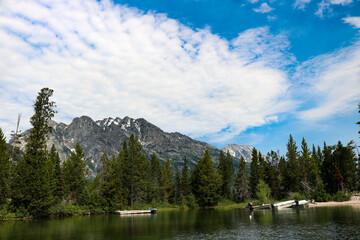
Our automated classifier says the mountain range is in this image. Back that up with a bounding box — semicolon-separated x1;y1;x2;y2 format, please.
11;116;253;177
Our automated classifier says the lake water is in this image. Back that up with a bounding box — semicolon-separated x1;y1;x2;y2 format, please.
1;205;360;239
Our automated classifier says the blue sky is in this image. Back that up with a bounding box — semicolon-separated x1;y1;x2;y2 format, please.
0;0;359;156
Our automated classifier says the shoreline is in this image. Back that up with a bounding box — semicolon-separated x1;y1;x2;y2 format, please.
309;196;360;208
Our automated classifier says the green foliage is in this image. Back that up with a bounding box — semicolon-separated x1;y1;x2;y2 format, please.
285;134;301;193
180;156;191;198
10;88;56;216
218;151;235;199
49;145;63;202
160;159;173;203
0;128;10;204
63;143;87;201
288;192;307;201
191;150;221;207
256;179;271;204
233;156;249;202
264;151;283;200
249;148;259;198
312;183;332;202
121;135;148;207
321;141;358;194
332;191;351;202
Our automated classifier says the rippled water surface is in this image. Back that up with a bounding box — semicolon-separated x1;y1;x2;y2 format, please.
1;205;360;239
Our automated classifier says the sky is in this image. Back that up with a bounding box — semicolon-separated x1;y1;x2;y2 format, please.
0;0;359;156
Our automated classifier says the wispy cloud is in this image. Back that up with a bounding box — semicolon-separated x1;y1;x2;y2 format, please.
295;42;360;121
343;16;360;28
253;3;274;14
293;0;312;10
0;0;293;142
315;0;353;18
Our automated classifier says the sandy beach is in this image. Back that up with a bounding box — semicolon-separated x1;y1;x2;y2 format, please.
309;195;360;208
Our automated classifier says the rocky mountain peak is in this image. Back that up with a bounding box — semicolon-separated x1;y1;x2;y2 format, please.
222;144;254;162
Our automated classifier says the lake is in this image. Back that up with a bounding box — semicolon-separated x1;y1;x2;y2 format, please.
1;205;360;239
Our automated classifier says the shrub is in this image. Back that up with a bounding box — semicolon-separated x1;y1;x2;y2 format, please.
332;191;351;202
288;192;307;201
256;180;271;204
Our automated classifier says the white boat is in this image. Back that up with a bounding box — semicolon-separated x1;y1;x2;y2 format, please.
271;200;295;209
115;208;157;215
291;200;310;208
254;204;272;209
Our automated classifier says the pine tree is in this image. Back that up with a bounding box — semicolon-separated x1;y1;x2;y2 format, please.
11;88;56;216
218;151;235;199
249;148;259;198
49;145;63;202
172;170;181;204
149;152;161;203
191;150;221;207
180;156;191;198
285;134;301;193
99;151;116;209
0;128;10;205
264;151;282;200
121;134;147;206
63;143;87;201
299;138;312;193
233;156;249;202
160;159;173;203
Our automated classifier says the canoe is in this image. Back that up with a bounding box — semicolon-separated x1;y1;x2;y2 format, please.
115;208;157;215
271;200;295;209
291;200;310;208
254;204;272;209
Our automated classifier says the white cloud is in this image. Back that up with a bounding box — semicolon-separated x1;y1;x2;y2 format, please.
253;3;274;13
315;0;353;18
0;0;294;142
295;42;360;121
293;0;312;10
343;16;360;28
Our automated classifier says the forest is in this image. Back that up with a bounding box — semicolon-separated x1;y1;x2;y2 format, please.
0;88;359;218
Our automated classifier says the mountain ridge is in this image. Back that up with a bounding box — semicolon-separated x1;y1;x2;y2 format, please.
12;116;252;177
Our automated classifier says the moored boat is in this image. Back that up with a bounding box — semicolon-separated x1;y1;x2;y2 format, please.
291;200;310;208
254;204;272;209
115;208;157;215
271;200;295;209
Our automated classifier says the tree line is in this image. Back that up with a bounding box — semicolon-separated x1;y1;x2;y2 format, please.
0;88;359;217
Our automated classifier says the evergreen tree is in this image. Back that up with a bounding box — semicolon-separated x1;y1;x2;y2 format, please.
218;150;235;199
172;170;181;204
249;148;259;198
233;156;249;202
264;151;282;200
299;138;312;193
49;145;63;202
191;150;221;207
0;128;10;205
121;134;147;206
63;143;87;201
284;134;301;193
180;156;191;198
11;88;56;216
278;156;287;199
149;152;161;203
99;151;117;209
160;159;173;203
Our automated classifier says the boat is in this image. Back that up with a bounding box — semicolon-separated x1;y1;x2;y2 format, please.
115;208;157;215
271;200;295;209
291;200;310;208
254;204;272;209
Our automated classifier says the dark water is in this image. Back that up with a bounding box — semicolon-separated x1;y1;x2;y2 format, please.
1;206;360;240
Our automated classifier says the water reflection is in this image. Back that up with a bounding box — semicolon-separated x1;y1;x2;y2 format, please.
1;206;360;240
